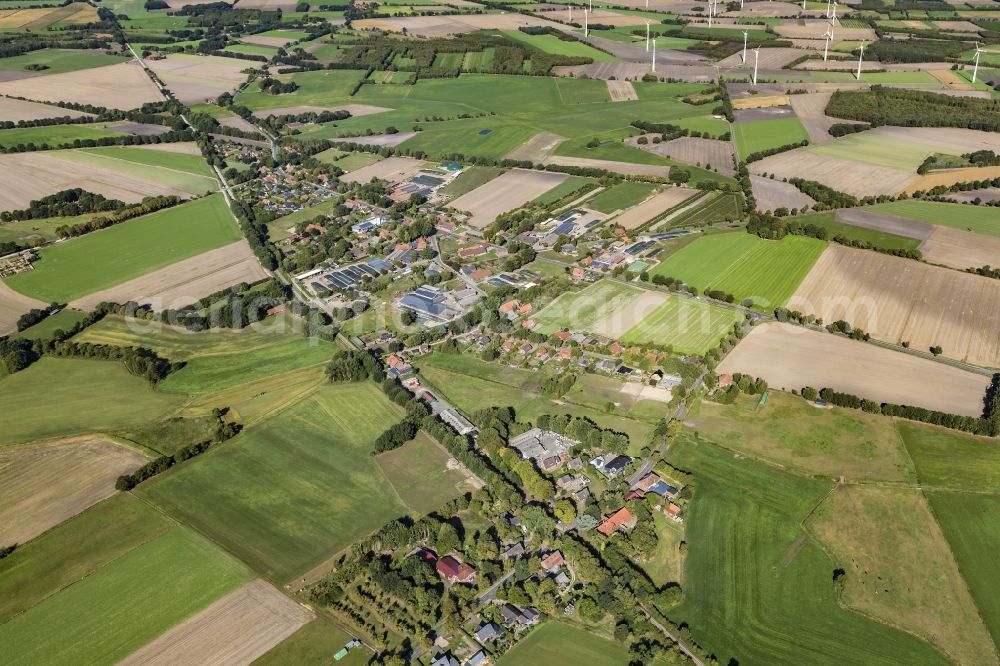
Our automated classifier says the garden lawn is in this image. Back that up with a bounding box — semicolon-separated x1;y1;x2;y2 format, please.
498;622;629;666
652;232;825;309
0;357;185;447
0;527;252;666
732;116;810;161
139;382;413;581
864;200;1000;238
619;295;741;355
587;181;656;213
666;433;952;666
4;194;240;302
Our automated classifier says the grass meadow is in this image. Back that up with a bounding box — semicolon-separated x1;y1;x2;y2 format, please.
0;526;251;666
500;30;617;61
732;117;810;161
619;295;742;355
374;432;468;515
651;232;826;309
0;48;126;74
864;200;1000;238
5;194;240;302
235;69;368;111
788;212;922;251
0;357;184;447
255;619;370;666
14;308;87;339
498;622;629;666
532;279;643;335
898;422;1000;493
0;123;129;149
532;175;598;205
139;382;415;581
53;145;217;195
665;433;951;666
587;181;656;213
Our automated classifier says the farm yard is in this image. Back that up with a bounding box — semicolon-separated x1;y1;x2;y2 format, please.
449;168;567;228
717;322;992;416
652;232;826;309
789;244;1000;368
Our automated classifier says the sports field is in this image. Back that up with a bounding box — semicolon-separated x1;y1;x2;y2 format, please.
864;200;1000;238
586;181;656;213
666;434;952;666
0;357;184;447
732;117;810;162
0;527;252;666
652;232;826;309
498;622;629;666
139;382;413;581
618;295;742;355
5;194;240;302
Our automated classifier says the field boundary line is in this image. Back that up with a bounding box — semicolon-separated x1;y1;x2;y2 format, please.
62;149;218;185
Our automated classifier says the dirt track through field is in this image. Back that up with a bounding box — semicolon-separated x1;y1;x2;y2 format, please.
0;96;92;123
340;156;424;184
450;168;567;228
119;579;312;666
0;152;189;212
610;188;699;229
919;226;1000;271
0;62;163;110
750;175;816;213
718;322;991;416
789;244;1000;368
0;281;45;335
0;438;147;546
71;240;268;311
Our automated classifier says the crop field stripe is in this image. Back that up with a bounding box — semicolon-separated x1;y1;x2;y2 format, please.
619;296;741;354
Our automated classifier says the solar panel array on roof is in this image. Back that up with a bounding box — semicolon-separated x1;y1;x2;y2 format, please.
626;241;653;256
321;262;382;292
552;221;575;236
367;258;391;272
646;248;662;258
412;174;445;187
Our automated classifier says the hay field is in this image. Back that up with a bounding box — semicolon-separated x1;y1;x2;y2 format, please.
589;290;667;338
718;322;991;416
354;12;562;37
0;61;163;110
750;175;815;212
71;240;268;310
119;580;311;666
789;244;1000;368
257;103;391;118
0;96;91;123
340;156;423;184
0;281;44;335
906;166;1000;194
0;151;187;212
808;486;996;666
0;438;147;547
544;154;673;177
450;168;567;228
145;54;253;105
920;226;1000;271
610;187;699;229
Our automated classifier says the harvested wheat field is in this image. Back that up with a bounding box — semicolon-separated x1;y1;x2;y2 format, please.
835;209;932;240
0;3;97;30
906;166;1000;194
610;188;699;229
0;437;148;546
257;103;391;118
789;244;1000;368
920;226;1000;271
340;156;423;184
145;54;252;105
544;155;673;177
71;241;268;311
0;62;163;110
788;92;838;143
718;322;991;416
749;151;916;197
0;152;188;212
750;175;815;213
537;7;647;25
119;580;312;666
450;168;567;228
0;96;91;123
0;281;45;336
607;79;638;102
217;114;258;133
506;131;565;162
732;94;791;110
233;0;299;8
631;136;735;176
775;20;875;41
719;47;802;70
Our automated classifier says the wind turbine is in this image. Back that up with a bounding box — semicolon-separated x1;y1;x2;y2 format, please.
856;42;865;80
752;46;760;85
652;38;657;73
830;1;838;26
822;29;832;61
584;7;588;36
588;0;592;11
742;30;748;63
972;42;982;83
568;4;571;22
646;21;650;51
825;0;831;18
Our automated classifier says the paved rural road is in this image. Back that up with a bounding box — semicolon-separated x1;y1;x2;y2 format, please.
477;570;516;607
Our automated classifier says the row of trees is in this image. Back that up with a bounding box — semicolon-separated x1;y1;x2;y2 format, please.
826;86;1000;132
0;189;124;222
54;195;182;239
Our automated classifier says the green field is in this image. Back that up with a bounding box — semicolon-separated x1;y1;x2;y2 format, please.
926;492;1000;647
619;294;742;355
374;432;467;515
898;422;1000;493
806;132;940;172
255;619;369;666
651;232;826;309
52;145;216;194
235;69;368;111
532;175;598;205
501;30;617;61
733;117;810;162
5;194;240;302
225;43;278;57
139;382;415;580
587;181;656;213
498;622;629;666
0;357;184;447
666;434;951;666
441;165;504;198
532;279;644;335
864;200;1000;238
689;392;914;482
13;308;87;340
0;48;126;74
787;212;922;251
0;526;251;666
0;123;129;149
0;213;104;245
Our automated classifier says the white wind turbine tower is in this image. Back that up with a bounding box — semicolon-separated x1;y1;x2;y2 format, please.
825;0;832;18
752;45;760;85
646;21;651;51
588;0;592;11
822;29;832;61
856;41;865;80
568;4;572;22
742;30;748;63
830;1;838;26
584;7;588;36
652;37;657;72
972;42;982;83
